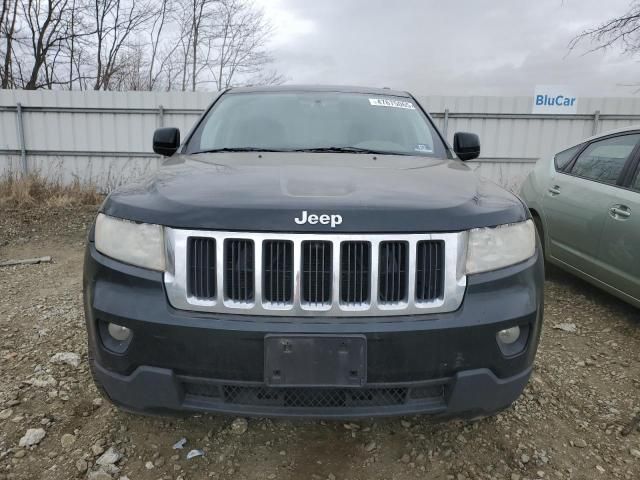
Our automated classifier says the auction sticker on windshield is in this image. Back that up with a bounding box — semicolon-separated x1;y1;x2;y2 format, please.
369;98;416;109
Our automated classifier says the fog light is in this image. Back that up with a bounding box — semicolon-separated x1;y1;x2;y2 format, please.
107;323;131;341
497;326;521;345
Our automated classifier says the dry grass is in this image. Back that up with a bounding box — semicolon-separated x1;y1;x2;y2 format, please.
0;171;104;207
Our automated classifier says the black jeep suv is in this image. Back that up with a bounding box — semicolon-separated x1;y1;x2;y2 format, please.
83;85;543;418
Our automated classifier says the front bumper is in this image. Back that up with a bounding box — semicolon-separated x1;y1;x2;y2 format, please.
83;243;544;418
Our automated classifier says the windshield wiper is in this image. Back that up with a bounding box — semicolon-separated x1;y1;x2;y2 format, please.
194;146;413;156
292;146;409;156
194;147;287;154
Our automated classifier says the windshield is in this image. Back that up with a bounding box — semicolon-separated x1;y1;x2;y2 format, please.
185;91;448;157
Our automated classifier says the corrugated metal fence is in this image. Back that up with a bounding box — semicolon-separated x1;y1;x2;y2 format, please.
1;90;640;191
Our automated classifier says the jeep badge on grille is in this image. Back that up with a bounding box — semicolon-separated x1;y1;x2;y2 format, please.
294;210;343;228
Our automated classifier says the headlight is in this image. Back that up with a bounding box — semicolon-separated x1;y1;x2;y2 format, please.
95;213;165;271
466;220;535;274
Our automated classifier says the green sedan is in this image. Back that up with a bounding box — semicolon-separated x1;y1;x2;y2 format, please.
520;126;640;308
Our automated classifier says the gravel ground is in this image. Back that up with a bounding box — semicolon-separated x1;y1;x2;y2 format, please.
0;205;639;480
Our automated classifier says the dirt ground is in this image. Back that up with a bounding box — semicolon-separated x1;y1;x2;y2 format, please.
0;205;639;480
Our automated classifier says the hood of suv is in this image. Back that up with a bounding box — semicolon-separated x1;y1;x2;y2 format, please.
102;152;527;232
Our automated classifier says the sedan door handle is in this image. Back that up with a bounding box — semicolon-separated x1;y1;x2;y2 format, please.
548;185;561;196
609;205;631;219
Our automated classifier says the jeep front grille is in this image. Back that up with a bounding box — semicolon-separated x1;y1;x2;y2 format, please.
262;240;293;305
416;240;444;302
224;239;254;302
340;241;370;306
165;230;467;317
378;241;408;304
187;237;216;299
301;241;333;307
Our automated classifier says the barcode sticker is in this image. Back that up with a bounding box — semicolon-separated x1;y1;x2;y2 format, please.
369;98;416;109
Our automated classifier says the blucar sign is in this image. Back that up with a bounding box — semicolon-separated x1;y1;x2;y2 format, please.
532;85;578;114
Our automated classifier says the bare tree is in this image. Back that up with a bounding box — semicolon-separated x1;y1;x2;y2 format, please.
173;0;217;91
1;0;281;91
569;1;640;54
108;39;147;89
209;0;272;90
244;67;284;87
0;0;6;34
156;41;184;90
17;0;79;89
174;0;191;90
188;0;204;91
145;0;169;89
66;0;76;87
90;0;154;90
0;0;8;52
1;0;19;87
173;0;280;91
0;0;10;75
2;0;88;89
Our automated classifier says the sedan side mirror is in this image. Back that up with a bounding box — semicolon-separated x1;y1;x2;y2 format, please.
453;132;480;161
153;127;180;156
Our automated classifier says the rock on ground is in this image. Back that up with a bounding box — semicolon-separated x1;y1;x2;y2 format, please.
231;417;248;435
552;322;577;332
87;471;112;480
18;428;46;447
60;433;76;449
96;447;121;466
26;374;57;388
50;351;81;368
0;408;13;419
364;441;377;452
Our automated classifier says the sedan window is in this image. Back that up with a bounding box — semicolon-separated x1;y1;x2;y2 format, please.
554;145;580;170
633;169;640;191
570;134;640;185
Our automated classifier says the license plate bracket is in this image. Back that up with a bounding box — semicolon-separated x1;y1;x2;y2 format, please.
264;334;367;387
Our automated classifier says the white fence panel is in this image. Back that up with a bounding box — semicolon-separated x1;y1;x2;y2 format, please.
0;90;212;187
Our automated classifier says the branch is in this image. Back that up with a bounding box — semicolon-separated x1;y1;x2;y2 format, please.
569;3;640;54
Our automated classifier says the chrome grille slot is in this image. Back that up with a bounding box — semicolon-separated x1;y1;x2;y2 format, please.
378;241;408;304
340;241;370;306
225;239;254;302
263;240;293;305
416;240;444;302
301;241;332;306
187;237;216;299
166;230;467;317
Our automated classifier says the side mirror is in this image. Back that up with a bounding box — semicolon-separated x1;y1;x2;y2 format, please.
153;127;180;156
453;132;480;161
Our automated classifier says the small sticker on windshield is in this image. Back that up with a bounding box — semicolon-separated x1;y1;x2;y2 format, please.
369;98;415;109
415;144;433;153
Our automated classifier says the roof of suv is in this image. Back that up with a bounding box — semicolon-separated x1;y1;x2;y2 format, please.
226;84;411;97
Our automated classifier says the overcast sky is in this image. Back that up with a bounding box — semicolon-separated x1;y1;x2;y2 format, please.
254;0;638;96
